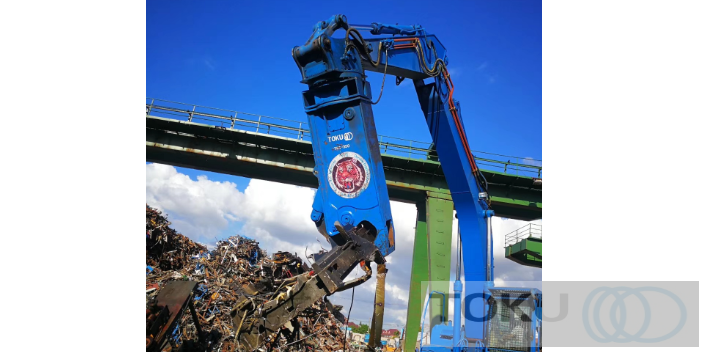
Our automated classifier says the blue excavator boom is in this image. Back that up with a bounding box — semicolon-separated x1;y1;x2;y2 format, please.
231;15;541;352
293;15;542;352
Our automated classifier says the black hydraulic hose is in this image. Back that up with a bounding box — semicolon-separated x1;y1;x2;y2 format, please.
343;287;355;352
345;27;384;67
340;26;486;200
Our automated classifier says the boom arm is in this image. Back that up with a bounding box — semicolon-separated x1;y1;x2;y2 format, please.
293;15;495;343
232;15;496;350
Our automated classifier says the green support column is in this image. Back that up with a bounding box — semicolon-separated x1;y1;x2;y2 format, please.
404;199;429;352
403;192;454;352
426;193;454;330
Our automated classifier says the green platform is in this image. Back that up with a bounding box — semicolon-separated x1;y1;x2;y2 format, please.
504;223;542;268
505;237;542;268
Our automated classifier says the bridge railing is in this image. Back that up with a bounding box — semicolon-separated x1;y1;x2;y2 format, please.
146;98;311;141
146;98;542;178
504;223;542;247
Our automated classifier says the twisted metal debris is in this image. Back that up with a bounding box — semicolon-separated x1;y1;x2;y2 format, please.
146;205;349;352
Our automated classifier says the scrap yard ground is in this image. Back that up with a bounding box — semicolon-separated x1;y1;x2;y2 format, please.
147;204;362;352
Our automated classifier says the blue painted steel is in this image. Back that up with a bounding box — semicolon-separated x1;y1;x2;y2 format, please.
250;250;258;265
414;32;491;339
426;323;455;349
420;291;447;350
294;15;540;351
535;292;542;349
362;35;448;81
419;346;458;352
370;23;424;35
194;283;207;301
293;14;395;256
453;280;463;347
488;211;495;283
171;323;182;346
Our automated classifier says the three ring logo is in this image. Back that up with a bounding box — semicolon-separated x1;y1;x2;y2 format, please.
582;286;687;343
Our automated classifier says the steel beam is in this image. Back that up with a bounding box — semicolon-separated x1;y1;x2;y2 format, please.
426;193;453;330
146;116;541;220
403;199;429;352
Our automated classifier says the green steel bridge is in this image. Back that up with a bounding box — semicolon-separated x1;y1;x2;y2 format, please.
145;98;542;350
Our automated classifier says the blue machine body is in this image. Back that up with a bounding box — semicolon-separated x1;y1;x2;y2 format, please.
293;15;540;352
294;14;395;256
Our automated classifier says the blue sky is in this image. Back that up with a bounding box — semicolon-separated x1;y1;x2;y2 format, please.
147;0;542;185
146;0;542;327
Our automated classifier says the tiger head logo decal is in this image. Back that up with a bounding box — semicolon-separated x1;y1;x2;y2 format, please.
327;152;370;198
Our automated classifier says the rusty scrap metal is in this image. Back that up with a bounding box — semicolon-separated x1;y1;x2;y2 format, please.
146;204;356;352
232;222;383;351
147;281;201;352
368;264;387;349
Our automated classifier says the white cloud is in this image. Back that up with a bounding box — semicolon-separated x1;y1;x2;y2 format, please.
146;163;541;330
447;67;463;78
386;283;409;303
202;55;216;71
146;164;245;241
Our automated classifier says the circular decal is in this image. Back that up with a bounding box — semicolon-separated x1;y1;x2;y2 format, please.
327;152;370;198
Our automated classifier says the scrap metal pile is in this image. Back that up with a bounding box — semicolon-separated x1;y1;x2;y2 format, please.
146;205;349;352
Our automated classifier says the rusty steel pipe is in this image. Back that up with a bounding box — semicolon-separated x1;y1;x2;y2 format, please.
368;263;387;349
